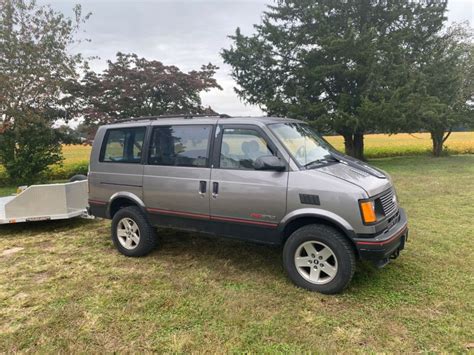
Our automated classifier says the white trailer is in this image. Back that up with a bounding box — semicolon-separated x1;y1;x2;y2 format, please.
0;180;88;224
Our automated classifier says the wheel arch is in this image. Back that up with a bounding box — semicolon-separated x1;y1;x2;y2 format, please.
279;210;359;256
106;192;146;219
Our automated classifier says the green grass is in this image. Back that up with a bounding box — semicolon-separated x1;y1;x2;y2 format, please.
0;155;473;352
0;186;16;196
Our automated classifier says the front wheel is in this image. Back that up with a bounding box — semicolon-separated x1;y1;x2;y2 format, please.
283;224;356;294
111;206;158;257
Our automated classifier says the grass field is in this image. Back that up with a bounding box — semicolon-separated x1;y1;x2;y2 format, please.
0;155;473;352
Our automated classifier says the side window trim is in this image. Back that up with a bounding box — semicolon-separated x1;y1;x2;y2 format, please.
213;124;281;170
99;126;147;164
147;124;213;168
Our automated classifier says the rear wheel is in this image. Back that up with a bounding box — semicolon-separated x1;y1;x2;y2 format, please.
111;206;158;257
283;224;356;294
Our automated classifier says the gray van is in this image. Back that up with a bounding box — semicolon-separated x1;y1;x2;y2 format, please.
88;115;408;294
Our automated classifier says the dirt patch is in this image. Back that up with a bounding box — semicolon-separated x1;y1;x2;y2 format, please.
1;247;24;256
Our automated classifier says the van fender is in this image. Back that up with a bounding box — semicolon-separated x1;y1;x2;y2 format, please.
106;192;147;218
279;208;356;240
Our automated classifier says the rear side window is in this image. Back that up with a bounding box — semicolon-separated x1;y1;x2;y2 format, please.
100;127;146;163
148;125;212;167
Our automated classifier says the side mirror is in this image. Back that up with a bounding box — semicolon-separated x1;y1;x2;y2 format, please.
254;155;286;172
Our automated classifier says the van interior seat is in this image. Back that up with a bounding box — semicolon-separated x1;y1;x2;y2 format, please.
241;140;262;161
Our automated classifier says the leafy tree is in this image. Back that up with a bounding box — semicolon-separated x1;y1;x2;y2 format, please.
222;0;446;160
74;122;92;142
55;124;83;144
0;0;89;184
0;112;62;184
74;52;222;126
398;25;474;156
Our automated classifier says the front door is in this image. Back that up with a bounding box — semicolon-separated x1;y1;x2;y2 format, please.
143;124;213;229
209;125;288;243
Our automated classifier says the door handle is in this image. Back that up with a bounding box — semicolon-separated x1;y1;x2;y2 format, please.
212;182;219;198
199;180;207;195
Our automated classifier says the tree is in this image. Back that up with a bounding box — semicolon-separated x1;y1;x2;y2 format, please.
399;25;474;156
0;112;63;184
74;122;92;142
74;52;222;126
222;0;446;160
0;0;89;184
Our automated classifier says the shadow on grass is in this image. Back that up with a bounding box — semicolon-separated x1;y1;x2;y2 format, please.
347;256;424;301
152;230;411;295
154;228;284;279
0;218;283;280
0;217;95;238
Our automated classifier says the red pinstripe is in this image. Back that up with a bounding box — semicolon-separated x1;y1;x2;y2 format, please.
146;207;278;228
356;225;408;246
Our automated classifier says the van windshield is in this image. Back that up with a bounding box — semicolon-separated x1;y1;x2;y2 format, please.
269;123;336;167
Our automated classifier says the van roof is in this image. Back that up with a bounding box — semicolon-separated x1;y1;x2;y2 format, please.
101;115;302;128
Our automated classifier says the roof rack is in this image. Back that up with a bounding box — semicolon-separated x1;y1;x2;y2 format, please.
115;113;231;123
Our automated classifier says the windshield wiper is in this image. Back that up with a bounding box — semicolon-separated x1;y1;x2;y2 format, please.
304;155;339;169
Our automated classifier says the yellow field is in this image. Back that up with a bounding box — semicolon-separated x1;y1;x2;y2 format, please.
62;144;93;164
325;132;474;157
62;132;474;163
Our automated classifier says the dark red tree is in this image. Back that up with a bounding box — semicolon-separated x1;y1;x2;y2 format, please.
75;52;222;126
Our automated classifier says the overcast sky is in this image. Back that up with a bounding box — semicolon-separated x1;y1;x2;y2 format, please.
47;0;474;118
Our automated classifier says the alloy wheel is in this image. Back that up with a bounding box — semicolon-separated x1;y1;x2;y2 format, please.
117;217;141;250
294;241;338;285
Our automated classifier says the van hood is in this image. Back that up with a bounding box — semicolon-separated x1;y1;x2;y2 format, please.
314;154;392;196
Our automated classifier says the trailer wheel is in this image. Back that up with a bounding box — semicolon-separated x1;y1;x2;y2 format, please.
111;206;158;257
69;174;87;182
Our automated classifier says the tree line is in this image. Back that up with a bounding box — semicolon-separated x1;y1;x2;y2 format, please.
222;0;474;159
0;0;473;184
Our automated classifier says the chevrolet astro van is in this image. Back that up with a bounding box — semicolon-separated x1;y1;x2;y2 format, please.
88;115;408;294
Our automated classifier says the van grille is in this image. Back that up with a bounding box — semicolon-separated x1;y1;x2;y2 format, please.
379;188;397;217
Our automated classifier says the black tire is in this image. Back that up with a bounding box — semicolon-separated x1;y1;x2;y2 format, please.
111;206;158;257
283;224;356;294
69;174;87;182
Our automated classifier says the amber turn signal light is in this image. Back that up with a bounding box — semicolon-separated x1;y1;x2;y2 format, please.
360;201;376;224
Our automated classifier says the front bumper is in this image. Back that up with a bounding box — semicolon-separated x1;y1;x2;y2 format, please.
354;208;408;265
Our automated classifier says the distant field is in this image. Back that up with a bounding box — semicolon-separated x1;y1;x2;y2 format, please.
326;132;474;158
62;144;92;164
62;132;474;164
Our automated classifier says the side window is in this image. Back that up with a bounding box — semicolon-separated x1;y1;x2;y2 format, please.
100;127;146;163
219;128;275;170
148;125;211;167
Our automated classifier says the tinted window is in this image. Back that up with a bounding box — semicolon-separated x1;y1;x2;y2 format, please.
148;125;211;167
219;128;274;170
100;127;146;163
